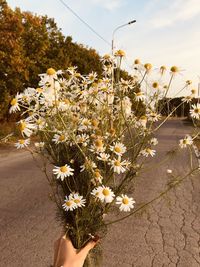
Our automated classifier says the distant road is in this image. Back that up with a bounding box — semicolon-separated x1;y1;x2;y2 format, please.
0;119;200;267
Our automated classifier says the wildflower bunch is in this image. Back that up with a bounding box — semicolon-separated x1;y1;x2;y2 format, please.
9;53;200;253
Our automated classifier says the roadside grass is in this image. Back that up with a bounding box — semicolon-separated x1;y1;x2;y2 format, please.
0;121;19;144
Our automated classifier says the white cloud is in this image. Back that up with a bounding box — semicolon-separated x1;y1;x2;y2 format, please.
90;0;125;10
150;0;200;28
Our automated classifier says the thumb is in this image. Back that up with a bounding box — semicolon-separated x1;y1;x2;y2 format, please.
78;239;98;260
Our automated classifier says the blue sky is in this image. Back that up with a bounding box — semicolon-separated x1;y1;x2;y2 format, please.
7;0;200;95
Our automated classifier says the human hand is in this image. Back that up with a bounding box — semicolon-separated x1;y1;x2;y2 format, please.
53;235;98;267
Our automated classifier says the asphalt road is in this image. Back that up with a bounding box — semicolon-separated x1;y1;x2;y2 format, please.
0;119;200;267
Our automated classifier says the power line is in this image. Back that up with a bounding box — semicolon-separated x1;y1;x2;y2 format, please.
58;0;111;47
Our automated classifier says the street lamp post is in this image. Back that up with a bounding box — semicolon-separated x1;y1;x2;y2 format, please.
111;20;136;55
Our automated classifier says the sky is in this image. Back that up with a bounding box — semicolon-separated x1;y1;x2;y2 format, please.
6;0;200;96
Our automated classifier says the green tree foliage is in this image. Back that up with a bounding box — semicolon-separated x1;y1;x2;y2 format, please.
0;1;102;120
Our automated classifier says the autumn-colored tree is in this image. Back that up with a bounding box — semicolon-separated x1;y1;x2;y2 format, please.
0;1;103;120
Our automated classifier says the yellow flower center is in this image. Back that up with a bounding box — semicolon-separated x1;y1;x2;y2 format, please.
89;75;95;81
36;87;43;93
140;116;147;121
60;166;68;173
103;54;110;60
94;171;101;178
186;80;192;85
191;89;196;94
79;137;85;143
122;198;129;205
170;66;179;73
22;96;28;102
11;98;17;106
152;82;159;89
83;120;90;126
19;139;25;145
65;201;72;207
95;139;103;148
59;135;65;141
144;63;152;71
146;148;152;153
136;91;143;96
134;59;140;64
19;122;26;131
101;87;108;92
114;160;121;167
37;119;42;125
115;50;125;57
91;119;99;127
74;199;80;204
114;146;122;153
160;66;166;73
63;99;69;105
102;188;110;196
46;68;56;75
183;140;188;145
194;108;200;114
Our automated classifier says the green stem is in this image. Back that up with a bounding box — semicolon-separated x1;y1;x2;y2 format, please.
106;167;198;226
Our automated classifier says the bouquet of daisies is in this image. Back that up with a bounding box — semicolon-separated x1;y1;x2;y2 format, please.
9;52;200;265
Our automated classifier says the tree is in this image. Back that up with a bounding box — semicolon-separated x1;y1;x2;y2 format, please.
0;1;103;120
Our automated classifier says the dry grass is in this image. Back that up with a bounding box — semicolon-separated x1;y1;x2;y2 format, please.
0;121;19;143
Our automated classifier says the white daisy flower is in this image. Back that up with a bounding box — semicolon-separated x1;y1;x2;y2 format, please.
39;68;58;86
9;93;21;113
150;81;162;90
167;169;172;174
139;116;147;128
190;103;200;119
35;117;46;130
91;185;115;203
134;91;146;102
147;112;161;122
149;138;158;146
35;87;44;95
15;139;30;149
179;135;193;148
53;164;74;181
19;88;36;104
110;142;126;156
182;95;193;103
69;193;86;208
62;195;77;211
80;160;97;172
34;142;45;148
52;133;67;144
110;157;130;174
116;194;135;212
87;71;97;83
76;134;89;146
140;148;156;157
121;96;132;117
91;169;103;185
78;118;91;131
97;153;110;162
90;139;105;153
18;120;36;137
58;101;69;112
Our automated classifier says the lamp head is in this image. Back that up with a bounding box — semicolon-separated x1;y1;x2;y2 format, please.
128;20;136;25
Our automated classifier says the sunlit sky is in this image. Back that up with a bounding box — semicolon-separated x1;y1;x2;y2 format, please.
7;0;200;96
